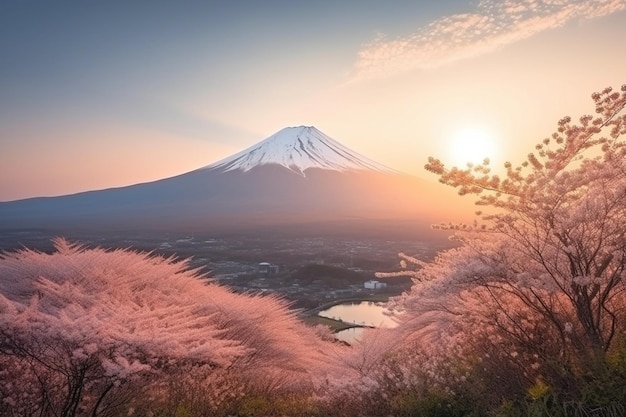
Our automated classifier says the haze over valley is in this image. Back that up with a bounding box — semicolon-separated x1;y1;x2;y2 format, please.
0;126;456;309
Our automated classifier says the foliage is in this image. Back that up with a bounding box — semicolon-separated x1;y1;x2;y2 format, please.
0;239;340;416
4;85;626;416
376;85;626;413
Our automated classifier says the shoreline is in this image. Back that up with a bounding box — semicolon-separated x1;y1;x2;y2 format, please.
298;295;390;332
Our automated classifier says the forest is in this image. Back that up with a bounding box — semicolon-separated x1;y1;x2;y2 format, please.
2;84;626;417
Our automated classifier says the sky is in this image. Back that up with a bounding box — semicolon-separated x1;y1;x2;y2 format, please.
1;0;626;202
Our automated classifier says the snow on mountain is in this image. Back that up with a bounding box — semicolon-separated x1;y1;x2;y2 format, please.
202;126;398;175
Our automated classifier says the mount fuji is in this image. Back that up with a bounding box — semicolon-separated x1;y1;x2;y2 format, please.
0;126;449;238
206;126;396;175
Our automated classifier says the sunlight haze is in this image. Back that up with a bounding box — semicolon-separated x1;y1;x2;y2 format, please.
1;0;625;202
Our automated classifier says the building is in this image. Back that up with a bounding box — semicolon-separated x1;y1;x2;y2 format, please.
258;262;279;277
364;280;387;290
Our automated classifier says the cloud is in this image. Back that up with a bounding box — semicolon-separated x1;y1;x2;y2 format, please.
351;0;626;82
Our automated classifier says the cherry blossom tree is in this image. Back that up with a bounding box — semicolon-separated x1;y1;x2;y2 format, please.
384;85;626;409
0;239;336;417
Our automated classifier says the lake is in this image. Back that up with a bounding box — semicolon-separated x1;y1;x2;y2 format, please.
318;300;398;343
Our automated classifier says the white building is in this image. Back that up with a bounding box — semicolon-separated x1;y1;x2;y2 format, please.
364;280;387;290
258;262;279;276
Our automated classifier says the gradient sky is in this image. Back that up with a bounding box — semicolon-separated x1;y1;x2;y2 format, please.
1;0;625;201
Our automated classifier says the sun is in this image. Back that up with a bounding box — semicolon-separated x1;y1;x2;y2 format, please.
448;127;497;167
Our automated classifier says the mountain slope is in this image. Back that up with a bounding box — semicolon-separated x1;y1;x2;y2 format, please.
0;127;452;238
204;126;396;175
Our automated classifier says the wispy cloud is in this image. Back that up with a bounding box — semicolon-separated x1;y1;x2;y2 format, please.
352;0;626;81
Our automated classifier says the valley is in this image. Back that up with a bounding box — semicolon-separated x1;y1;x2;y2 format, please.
0;126;457;337
0;228;453;310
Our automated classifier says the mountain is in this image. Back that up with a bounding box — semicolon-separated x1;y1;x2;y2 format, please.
205;126;396;175
0;126;452;238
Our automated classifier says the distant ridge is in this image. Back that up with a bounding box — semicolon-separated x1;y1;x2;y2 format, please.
203;126;398;176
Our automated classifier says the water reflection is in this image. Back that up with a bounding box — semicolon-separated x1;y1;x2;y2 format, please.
334;327;364;344
318;301;398;343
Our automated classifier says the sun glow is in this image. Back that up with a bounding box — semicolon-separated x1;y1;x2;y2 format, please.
448;127;497;167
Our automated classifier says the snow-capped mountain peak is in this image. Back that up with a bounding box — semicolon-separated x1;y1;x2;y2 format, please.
203;126;397;175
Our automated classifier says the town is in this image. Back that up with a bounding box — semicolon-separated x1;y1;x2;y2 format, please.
0;229;452;310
